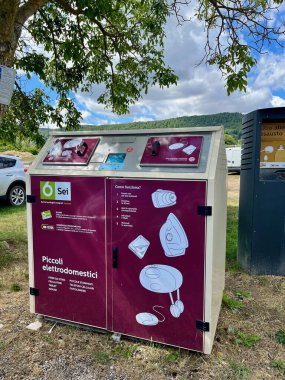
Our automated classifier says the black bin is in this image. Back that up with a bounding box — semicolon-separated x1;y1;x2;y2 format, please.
238;107;285;275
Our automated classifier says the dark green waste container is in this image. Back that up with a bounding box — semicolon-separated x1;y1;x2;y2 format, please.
238;107;285;275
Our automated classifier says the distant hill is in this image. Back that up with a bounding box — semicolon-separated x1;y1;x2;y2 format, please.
41;112;243;140
80;112;242;139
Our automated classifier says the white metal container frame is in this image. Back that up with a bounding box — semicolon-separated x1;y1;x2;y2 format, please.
26;126;227;354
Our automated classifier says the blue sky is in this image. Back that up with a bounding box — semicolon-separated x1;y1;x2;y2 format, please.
21;3;285;128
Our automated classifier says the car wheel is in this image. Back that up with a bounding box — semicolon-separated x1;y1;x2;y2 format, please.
8;185;26;206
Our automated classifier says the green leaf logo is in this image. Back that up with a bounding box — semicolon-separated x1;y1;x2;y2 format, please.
40;181;55;200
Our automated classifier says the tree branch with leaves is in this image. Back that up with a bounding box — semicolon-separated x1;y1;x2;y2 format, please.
194;0;284;93
0;0;284;146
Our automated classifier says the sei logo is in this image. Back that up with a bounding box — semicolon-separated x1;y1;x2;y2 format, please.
40;181;71;201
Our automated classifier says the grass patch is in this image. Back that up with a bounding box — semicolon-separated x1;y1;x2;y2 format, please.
165;349;181;363
223;293;245;310
275;329;285;345
233;330;260;348
0;204;27;271
42;335;56;345
227;361;251;380
10;282;21;292
0;249;13;270
112;343;137;359
226;205;240;271
93;351;111;365
235;291;252;300
257;276;270;286
272;359;285;375
0;241;27;272
0;203;27;242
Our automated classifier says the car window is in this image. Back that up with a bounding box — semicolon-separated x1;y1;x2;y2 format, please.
0;157;16;169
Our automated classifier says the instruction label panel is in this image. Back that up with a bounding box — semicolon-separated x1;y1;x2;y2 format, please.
31;176;106;328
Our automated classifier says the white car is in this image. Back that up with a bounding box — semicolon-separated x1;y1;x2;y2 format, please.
0;154;26;206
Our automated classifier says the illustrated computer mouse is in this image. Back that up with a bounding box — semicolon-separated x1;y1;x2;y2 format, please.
136;312;159;326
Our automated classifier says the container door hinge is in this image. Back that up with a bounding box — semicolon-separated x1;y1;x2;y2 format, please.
196;320;210;332
197;205;212;216
30;287;39;296
27;195;37;204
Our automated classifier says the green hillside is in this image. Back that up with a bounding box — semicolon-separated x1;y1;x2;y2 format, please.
1;112;242;151
40;112;242;142
80;112;242;140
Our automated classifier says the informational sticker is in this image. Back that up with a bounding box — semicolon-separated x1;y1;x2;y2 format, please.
260;123;285;168
140;136;203;166
99;153;126;171
41;210;52;220
0;65;16;105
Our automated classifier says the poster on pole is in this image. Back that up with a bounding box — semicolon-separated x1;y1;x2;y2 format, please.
260;122;285;169
0;65;16;106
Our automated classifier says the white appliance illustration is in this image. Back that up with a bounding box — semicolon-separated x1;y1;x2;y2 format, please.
63;138;83;149
48;138;85;160
169;143;184;150
160;213;189;257
61;149;72;157
139;264;184;318
261;146;274;154
151;189;177;208
183;145;197;155
128;235;150;259
261;145;274;162
136;306;165;326
48;140;62;158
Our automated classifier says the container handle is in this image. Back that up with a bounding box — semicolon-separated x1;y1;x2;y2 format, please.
112;246;118;268
76;141;88;157
152;141;160;156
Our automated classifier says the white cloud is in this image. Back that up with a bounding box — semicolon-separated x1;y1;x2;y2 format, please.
271;96;285;108
132;116;155;123
74;9;285;125
80;110;92;120
252;53;285;90
76;92;110;116
40;122;59;130
80;117;110;126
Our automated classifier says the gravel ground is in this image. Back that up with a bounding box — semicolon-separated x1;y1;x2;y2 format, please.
0;268;284;380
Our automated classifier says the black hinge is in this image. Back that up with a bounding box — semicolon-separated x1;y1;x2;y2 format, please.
197;205;212;216
27;195;37;203
196;320;210;332
30;287;39;296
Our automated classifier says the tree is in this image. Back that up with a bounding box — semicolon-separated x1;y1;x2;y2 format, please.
0;1;284;146
224;133;238;146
